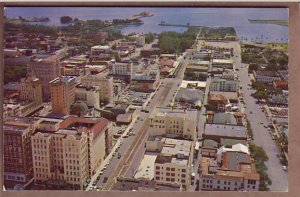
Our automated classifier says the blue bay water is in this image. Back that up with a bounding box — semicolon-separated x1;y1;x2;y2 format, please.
4;7;289;43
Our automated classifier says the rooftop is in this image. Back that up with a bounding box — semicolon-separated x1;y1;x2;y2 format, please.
254;70;279;77
212;59;233;64
204;124;247;139
222;151;251;172
134;153;157;180
49;76;76;85
151;107;197;122
91;45;111;50
213;112;237;125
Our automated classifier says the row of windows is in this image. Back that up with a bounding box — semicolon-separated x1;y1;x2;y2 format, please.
156;166;186;173
156;176;186;183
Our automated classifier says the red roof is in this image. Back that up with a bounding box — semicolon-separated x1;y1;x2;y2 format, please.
60;116;109;139
160;66;171;73
160;58;175;67
273;80;288;88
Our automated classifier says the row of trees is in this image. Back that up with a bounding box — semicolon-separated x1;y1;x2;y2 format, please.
158;27;199;54
249;143;271;191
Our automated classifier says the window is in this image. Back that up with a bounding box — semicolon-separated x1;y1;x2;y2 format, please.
156;166;160;170
171;178;175;182
166;178;170;181
166;167;170;171
156;172;160;175
171;168;175;171
171;173;175;176
166;173;170;176
182;169;186;172
156;177;160;180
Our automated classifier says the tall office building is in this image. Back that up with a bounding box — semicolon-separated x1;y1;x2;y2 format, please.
27;55;61;101
50;76;77;116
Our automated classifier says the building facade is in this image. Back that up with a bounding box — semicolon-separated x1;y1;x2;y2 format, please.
50;76;77;116
210;77;237;92
149;108;197;140
253;70;281;83
81;72;114;104
27;55;61;101
3;117;41;188
76;85;100;109
31;117;110;189
153;138;193;190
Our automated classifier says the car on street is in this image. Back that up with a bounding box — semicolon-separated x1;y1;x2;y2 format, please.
282;166;288;171
103;177;108;183
250;111;253;114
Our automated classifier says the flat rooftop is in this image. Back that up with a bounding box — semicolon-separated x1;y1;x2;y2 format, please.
180;80;206;89
151;107;197;122
204;124;247;139
134;153;157;180
212;59;233;64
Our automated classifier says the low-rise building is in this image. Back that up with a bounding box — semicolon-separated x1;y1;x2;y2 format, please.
199;149;259;191
111;62;132;76
114;177;183;191
149;107;198;140
153;138;194;190
203;124;247;142
210;77;237;92
212;59;233;69
253;70;281;83
90;45;113;61
206;111;244;126
207;94;227;111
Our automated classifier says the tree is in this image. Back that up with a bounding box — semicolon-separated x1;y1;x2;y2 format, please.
145;33;154;44
248;63;258;73
60;16;73;24
266;63;277;71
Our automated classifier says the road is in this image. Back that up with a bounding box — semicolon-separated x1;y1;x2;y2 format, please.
205;41;288;191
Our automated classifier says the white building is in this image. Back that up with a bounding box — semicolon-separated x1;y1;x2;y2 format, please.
149;107;198;140
81;72;114;104
76;85;100;109
253;70;281;83
210;77;237;92
153;138;193;190
199;147;260;191
111;62;132;76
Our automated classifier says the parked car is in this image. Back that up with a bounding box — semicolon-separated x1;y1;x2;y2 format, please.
103;177;108;183
282;166;288;171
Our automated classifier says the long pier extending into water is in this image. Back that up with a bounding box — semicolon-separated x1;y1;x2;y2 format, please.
158;21;203;28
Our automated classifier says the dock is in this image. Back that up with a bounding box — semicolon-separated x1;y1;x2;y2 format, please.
158;21;203;28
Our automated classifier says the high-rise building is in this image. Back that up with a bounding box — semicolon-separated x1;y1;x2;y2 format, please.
27;55;61;101
20;76;43;113
50;76;77;116
31;117;111;190
3;117;41;189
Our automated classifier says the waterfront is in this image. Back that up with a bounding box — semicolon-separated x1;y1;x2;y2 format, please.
5;7;288;43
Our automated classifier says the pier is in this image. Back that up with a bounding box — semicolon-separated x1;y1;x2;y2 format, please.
158;21;203;28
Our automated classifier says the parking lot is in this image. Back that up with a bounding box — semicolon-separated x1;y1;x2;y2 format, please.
117;89;151;107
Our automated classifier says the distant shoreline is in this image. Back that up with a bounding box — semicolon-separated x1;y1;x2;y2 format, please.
248;19;288;27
